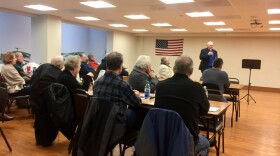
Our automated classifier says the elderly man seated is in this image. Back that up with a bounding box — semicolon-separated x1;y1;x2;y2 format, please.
129;55;158;93
30;55;64;87
158;56;174;79
14;52;30;82
79;53;94;90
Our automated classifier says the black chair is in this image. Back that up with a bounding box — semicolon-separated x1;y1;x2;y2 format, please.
224;78;240;127
71;97;126;156
73;89;91;121
0;86;13;151
0;82;31;114
68;89;91;154
199;84;226;156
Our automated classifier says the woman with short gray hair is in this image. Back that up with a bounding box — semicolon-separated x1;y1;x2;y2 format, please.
57;55;87;97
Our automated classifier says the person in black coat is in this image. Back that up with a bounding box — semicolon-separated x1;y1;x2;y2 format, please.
199;41;218;73
57;55;87;98
155;55;210;156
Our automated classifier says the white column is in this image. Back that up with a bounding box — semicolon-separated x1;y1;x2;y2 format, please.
31;15;61;64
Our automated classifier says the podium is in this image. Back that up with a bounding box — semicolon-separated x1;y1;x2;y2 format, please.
240;59;261;104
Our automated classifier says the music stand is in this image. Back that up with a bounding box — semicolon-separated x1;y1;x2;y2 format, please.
240;59;261;104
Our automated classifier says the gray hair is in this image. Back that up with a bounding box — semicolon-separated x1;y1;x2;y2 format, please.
51;55;64;69
207;41;213;46
64;55;81;71
135;55;151;69
174;55;193;74
15;52;23;58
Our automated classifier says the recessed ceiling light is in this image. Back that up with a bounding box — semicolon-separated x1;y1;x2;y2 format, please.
75;16;100;21
269;20;280;24
160;0;194;4
170;29;187;32
133;29;148;32
267;9;280;14
204;22;225;26
80;1;116;8
215;28;233;31
109;24;128;27
24;5;57;11
124;15;150;19
186;12;214;17
270;28;280;31
152;23;172;27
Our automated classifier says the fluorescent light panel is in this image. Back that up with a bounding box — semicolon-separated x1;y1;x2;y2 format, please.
109;24;128;27
80;1;116;8
215;28;233;31
152;23;172;27
124;15;150;19
186;12;213;17
269;20;280;24
270;28;280;30
267;9;280;14
75;16;100;21
133;29;148;32
204;22;225;26
170;29;187;32
160;0;194;4
24;5;57;11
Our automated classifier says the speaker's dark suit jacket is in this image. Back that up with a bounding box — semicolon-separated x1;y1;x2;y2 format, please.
199;48;218;72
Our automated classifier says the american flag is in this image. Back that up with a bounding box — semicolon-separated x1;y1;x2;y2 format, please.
155;39;184;56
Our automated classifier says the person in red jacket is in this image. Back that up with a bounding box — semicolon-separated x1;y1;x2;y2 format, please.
87;54;99;71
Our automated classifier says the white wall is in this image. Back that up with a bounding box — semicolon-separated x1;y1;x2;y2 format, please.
136;36;280;88
0;12;31;54
111;31;138;72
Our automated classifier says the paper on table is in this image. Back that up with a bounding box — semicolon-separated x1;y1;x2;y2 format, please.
209;107;220;112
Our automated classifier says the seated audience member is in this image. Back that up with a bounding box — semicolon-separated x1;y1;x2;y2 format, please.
202;58;230;93
129;55;158;93
154;55;210;156
158;56;174;79
30;55;64;87
97;53;128;79
79;53;94;90
94;52;141;130
87;54;99;71
1;51;31;97
57;55;87;98
14;52;30;81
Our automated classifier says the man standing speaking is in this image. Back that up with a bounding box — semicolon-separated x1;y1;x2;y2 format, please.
199;41;218;73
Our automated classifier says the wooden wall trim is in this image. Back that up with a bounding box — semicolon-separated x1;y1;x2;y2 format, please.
242;85;280;93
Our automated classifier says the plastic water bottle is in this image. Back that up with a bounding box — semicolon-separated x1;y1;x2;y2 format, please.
203;86;208;97
144;83;151;100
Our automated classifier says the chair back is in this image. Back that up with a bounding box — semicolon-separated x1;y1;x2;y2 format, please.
74;89;91;120
229;77;239;84
135;108;194;156
122;76;129;82
202;83;220;90
208;93;225;102
0;86;9;121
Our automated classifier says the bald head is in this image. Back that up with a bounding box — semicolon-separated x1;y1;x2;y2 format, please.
161;56;170;66
173;55;193;76
207;41;214;49
51;55;64;69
